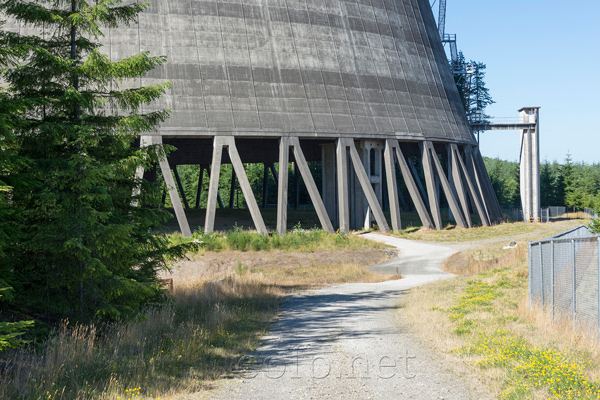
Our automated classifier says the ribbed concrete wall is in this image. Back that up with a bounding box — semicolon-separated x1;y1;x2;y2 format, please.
4;0;474;142
3;1;504;235
99;0;474;142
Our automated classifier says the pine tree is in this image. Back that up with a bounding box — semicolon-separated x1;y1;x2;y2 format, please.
562;153;577;207
0;17;31;291
452;51;468;111
540;161;553;207
0;287;34;351
469;62;494;121
452;53;494;127
1;0;191;323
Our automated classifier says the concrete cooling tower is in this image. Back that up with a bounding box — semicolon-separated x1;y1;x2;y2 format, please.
6;0;503;236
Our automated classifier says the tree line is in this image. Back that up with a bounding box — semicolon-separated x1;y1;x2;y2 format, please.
484;155;600;209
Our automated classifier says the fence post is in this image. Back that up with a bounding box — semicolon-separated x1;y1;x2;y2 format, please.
551;240;555;323
540;242;544;309
572;239;576;330
529;242;532;309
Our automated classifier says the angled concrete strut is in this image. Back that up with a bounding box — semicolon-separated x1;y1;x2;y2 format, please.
205;137;267;235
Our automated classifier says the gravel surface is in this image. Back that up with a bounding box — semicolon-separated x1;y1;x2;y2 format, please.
201;233;492;400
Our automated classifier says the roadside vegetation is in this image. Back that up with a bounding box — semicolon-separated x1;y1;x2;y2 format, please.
398;220;600;399
392;221;543;242
170;225;387;252
0;229;393;400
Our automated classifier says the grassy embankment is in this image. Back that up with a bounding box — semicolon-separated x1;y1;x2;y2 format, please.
396;220;600;399
0;229;393;400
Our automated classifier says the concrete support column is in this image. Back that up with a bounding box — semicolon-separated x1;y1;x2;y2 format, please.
336;139;350;233
277;138;290;236
349;144;367;230
447;145;455;223
321;143;338;228
466;145;491;223
532;126;540;222
408;158;429;208
132;135;152;208
421;141;442;230
449;144;472;228
357;140;383;230
290;137;334;233
206;137;267;235
519;107;540;222
336;138;389;233
425;141;468;229
384;139;402;232
152;135;192;237
520;129;531;221
452;144;490;226
391;142;434;229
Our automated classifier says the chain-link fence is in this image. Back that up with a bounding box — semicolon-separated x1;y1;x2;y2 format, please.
585;208;598;220
529;226;600;338
501;206;596;223
549;206;567;218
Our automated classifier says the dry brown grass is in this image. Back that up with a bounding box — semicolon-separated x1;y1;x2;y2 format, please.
442;244;527;276
0;276;282;400
391;219;587;243
165;248;395;287
0;237;395;400
249;263;400;287
398;220;600;399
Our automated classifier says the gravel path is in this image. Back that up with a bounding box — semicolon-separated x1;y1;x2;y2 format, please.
203;233;492;400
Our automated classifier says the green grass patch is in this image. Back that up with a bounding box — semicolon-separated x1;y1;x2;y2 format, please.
170;225;386;253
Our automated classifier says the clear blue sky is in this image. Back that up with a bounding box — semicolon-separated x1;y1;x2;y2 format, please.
437;0;600;164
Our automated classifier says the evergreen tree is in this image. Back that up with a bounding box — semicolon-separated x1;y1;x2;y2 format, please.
549;161;565;206
483;157;519;206
453;51;468;111
452;53;494;127
469;62;494;121
1;0;191;323
0;16;40;290
0;22;34;345
540;161;553;206
0;287;34;352
562;153;578;207
591;217;600;234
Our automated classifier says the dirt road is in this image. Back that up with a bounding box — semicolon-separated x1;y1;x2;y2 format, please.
202;233;491;400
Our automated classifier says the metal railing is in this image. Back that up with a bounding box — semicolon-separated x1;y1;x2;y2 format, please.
529;231;600;339
470;116;534;124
